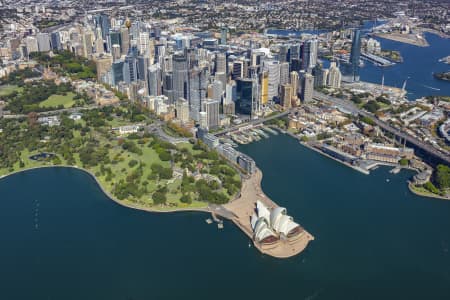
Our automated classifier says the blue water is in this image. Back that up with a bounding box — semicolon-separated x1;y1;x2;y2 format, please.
360;33;450;99
270;21;450;99
1;134;450;299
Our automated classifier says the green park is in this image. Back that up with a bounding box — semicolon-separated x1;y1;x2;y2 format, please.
0;105;242;211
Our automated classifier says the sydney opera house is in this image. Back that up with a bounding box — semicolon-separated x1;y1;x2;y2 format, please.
250;200;304;245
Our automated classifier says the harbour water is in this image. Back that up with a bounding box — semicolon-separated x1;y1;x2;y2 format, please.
270;22;450;99
1;134;450;299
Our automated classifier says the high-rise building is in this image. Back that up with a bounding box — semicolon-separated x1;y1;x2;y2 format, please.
112;44;121;60
278;45;288;63
120;27;130;56
123;54;138;83
111;60;124;86
188;67;208;121
289;43;300;63
25;36;38;54
232;60;244;80
94;54;113;82
279;62;290;86
280;84;292;109
202;99;220;129
36;33;51;52
148;64;162;96
225;81;237;104
172;52;188;103
82;32;94;58
290;71;299;102
163;73;173;103
138;32;149;55
260;71;269;105
301;39;318;70
95;14;110;41
109;30;121;52
50;32;62;51
175;98;190;124
312;64;327;88
136;56;148;81
210;80;223;102
223;81;236;115
220;27;228;45
328;60;342;88
349;29;361;82
199;111;208;129
236;78;254;115
301;73;314;103
215;53;226;74
263;60;280;101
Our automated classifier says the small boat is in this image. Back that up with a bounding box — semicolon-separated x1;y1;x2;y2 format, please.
205;218;213;224
386;179;390;182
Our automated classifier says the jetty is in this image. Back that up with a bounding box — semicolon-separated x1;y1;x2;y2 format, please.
214;168;314;258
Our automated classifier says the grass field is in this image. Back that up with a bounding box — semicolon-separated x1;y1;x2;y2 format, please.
0;85;22;96
39;92;76;108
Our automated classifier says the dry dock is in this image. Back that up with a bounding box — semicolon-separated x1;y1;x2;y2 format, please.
222;168;314;258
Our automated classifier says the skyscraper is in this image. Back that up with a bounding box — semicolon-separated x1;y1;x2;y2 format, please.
188;67;208;121
301;39;318;70
328;60;342;88
232;60;244;80
120;27;130;56
263;60;280;101
260;71;269;105
215;53;227;74
95;14;110;41
175;98;190;124
111;60;124;86
349;29;361;82
301;73;314;103
36;33;51;52
220;27;228;45
82;32;94;58
280;84;292;109
236;78;254;115
290;71;299;102
109;30;122;52
202;99;220;129
148;64;162;96
50;32;62;51
279;62;290;86
172;52;188;103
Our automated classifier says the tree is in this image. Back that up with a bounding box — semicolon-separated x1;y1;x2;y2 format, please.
152;190;167;205
399;158;409;166
180;194;192;204
435;164;450;190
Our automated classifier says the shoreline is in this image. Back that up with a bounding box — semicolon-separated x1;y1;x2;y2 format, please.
0;161;315;258
0;164;210;214
408;181;450;201
373;32;429;47
269;129;450;201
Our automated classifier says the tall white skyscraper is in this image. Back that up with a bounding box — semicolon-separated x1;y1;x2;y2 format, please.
263;60;280;101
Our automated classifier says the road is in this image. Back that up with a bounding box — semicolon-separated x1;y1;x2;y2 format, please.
313;91;450;166
213;110;291;136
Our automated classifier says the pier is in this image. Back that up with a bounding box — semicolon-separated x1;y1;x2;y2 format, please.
361;52;395;66
218;168;314;258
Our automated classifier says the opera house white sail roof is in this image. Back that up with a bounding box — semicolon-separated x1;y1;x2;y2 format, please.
251;200;302;244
